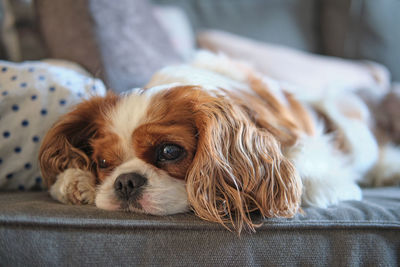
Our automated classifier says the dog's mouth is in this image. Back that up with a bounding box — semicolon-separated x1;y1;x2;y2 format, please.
111;172;149;212
115;192;161;215
95;173;190;216
95;184;160;214
119;196;144;212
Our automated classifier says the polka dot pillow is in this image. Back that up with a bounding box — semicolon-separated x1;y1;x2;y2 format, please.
0;60;106;191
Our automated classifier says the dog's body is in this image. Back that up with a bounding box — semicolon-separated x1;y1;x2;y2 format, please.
39;52;400;232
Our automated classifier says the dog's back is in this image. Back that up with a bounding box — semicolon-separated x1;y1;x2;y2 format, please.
147;51;396;207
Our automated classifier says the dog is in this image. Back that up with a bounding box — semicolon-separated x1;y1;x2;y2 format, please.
39;51;399;233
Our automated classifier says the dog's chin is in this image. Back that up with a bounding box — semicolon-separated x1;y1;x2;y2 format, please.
95;192;190;216
95;193;121;211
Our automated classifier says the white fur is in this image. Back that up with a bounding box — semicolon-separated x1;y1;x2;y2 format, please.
192;51;289;105
147;65;249;95
107;93;151;157
285;89;379;208
286;125;362;208
191;50;249;82
147;51;290;109
50;168;96;205
313;91;379;175
95;93;189;214
95;158;188;215
63;51;396;216
146;52;380;210
156;51;377;209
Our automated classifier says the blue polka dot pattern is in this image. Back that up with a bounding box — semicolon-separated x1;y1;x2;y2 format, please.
12;104;19;111
21;120;29;127
0;60;107;191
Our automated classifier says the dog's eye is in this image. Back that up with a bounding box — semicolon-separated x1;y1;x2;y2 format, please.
98;158;109;169
157;144;185;162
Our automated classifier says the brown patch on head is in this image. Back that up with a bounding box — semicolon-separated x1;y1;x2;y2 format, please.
39;92;119;187
133;85;301;233
132;87;198;179
91;131;124;182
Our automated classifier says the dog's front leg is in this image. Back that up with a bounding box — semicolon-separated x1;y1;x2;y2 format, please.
49;168;96;205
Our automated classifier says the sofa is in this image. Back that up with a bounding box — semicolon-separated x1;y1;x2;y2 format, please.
1;0;399;266
1;188;399;265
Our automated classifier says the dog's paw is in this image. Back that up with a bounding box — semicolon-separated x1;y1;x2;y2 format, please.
301;180;362;208
49;168;96;205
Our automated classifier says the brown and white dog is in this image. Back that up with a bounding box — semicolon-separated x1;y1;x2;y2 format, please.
39;51;399;232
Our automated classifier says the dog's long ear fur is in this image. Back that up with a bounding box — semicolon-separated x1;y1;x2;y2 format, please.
186;91;302;233
39;93;118;187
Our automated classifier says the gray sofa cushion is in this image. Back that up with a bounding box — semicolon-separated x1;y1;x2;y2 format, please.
1;187;399;266
153;0;400;82
321;0;400;81
152;0;319;52
36;0;181;93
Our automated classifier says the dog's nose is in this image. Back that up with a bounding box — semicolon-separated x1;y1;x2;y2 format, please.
114;172;147;200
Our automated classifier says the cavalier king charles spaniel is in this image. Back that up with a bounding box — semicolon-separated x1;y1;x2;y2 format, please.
39;51;396;233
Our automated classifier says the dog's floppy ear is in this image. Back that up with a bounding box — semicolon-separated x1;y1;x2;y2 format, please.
186;93;302;233
39;93;118;187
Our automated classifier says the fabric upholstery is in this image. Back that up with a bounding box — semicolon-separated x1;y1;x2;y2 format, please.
0;0;46;61
0;60;106;191
35;0;105;81
197;30;390;97
321;0;400;81
153;0;400;82
153;0;319;53
87;0;181;92
0;1;398;266
1;187;399;266
35;0;182;93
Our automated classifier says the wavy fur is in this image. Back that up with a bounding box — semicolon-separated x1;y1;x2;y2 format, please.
183;87;302;232
39;93;118;187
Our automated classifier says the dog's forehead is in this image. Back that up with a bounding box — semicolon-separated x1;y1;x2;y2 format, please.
105;86;182;156
106;92;152;154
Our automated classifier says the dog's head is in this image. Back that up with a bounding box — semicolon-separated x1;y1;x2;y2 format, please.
39;85;302;232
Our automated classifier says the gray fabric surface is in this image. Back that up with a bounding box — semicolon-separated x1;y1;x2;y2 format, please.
1;187;399;266
153;0;319;53
88;0;182;92
35;0;105;80
35;0;182;93
154;0;400;82
321;0;400;81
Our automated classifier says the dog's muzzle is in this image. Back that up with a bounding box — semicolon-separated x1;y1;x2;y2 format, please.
114;172;147;203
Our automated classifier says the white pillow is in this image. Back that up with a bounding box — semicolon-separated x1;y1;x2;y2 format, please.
0;60;106;191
